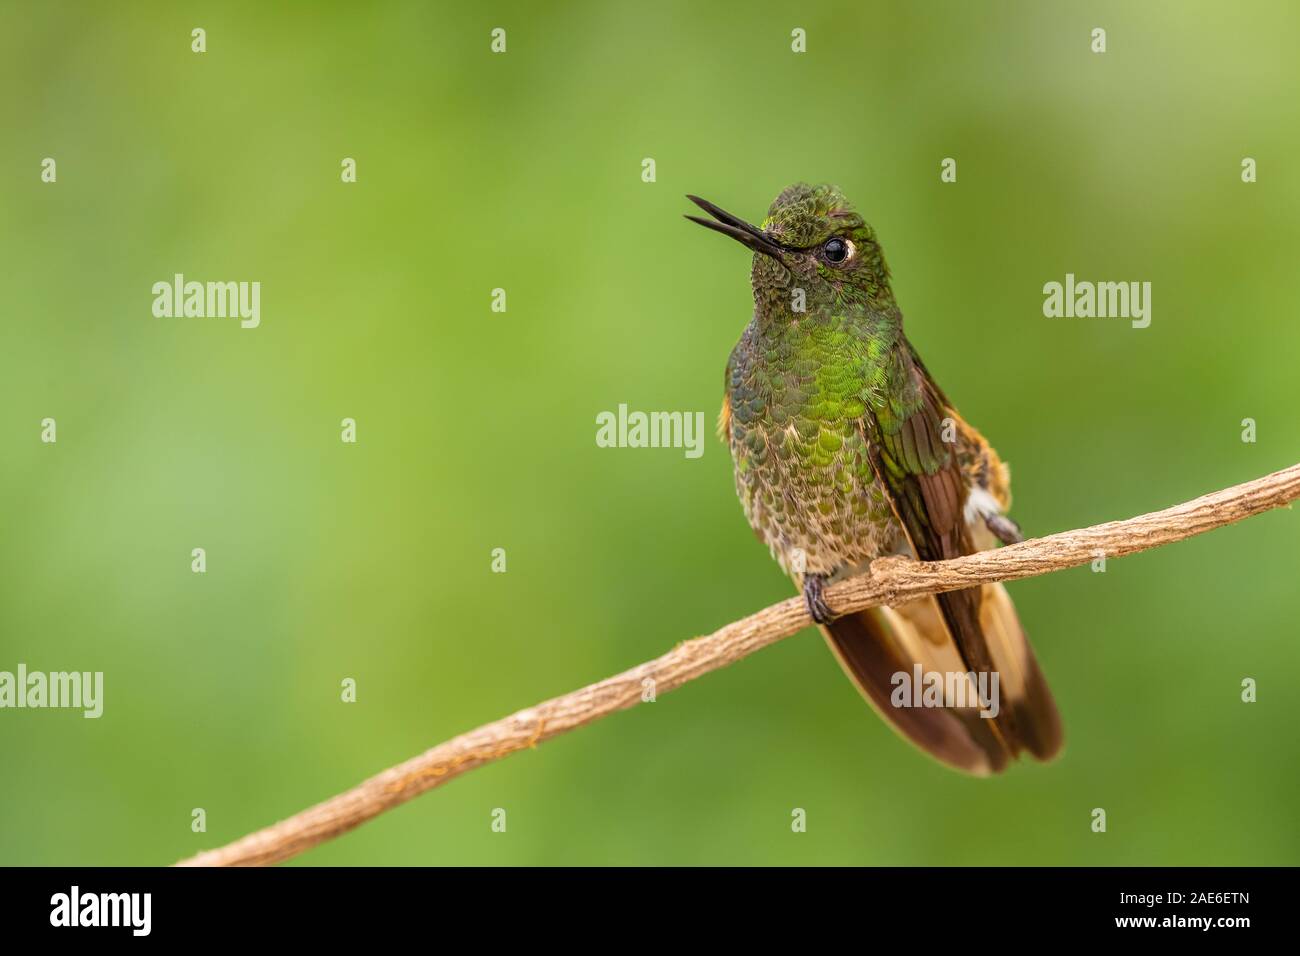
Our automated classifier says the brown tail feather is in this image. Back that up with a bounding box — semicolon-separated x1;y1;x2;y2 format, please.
977;583;1063;761
821;584;1062;774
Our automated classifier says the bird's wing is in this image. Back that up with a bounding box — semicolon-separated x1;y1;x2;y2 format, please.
817;335;1062;771
861;343;1021;752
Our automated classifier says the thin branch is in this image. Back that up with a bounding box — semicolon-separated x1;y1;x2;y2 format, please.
176;463;1300;867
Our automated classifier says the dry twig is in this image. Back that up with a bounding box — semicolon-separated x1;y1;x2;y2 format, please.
176;463;1300;866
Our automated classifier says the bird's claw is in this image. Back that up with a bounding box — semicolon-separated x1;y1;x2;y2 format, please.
984;513;1024;545
803;575;836;624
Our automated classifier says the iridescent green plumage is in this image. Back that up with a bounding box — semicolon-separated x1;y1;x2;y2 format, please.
691;184;1063;774
724;306;898;578
722;183;926;579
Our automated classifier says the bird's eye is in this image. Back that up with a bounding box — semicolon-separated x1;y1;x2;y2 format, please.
822;237;852;264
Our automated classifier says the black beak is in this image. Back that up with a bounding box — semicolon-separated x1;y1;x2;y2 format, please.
684;195;785;260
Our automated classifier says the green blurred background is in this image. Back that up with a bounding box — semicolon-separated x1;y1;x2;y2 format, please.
2;0;1297;866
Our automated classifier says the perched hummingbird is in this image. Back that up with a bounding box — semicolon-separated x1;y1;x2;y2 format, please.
687;184;1062;774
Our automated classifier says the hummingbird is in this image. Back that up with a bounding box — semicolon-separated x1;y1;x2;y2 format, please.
686;184;1062;774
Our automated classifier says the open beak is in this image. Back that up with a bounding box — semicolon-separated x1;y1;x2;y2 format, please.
684;195;786;260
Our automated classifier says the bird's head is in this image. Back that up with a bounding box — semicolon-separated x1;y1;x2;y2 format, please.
686;183;894;314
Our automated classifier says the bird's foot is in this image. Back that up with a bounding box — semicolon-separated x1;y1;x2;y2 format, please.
802;574;836;625
985;512;1024;545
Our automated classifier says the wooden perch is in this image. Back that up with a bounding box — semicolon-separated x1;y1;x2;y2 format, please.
176;463;1300;866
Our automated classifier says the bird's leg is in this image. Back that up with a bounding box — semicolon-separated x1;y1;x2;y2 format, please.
802;574;836;624
985;512;1024;545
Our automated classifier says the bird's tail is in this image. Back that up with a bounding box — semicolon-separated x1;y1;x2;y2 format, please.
820;583;1062;775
